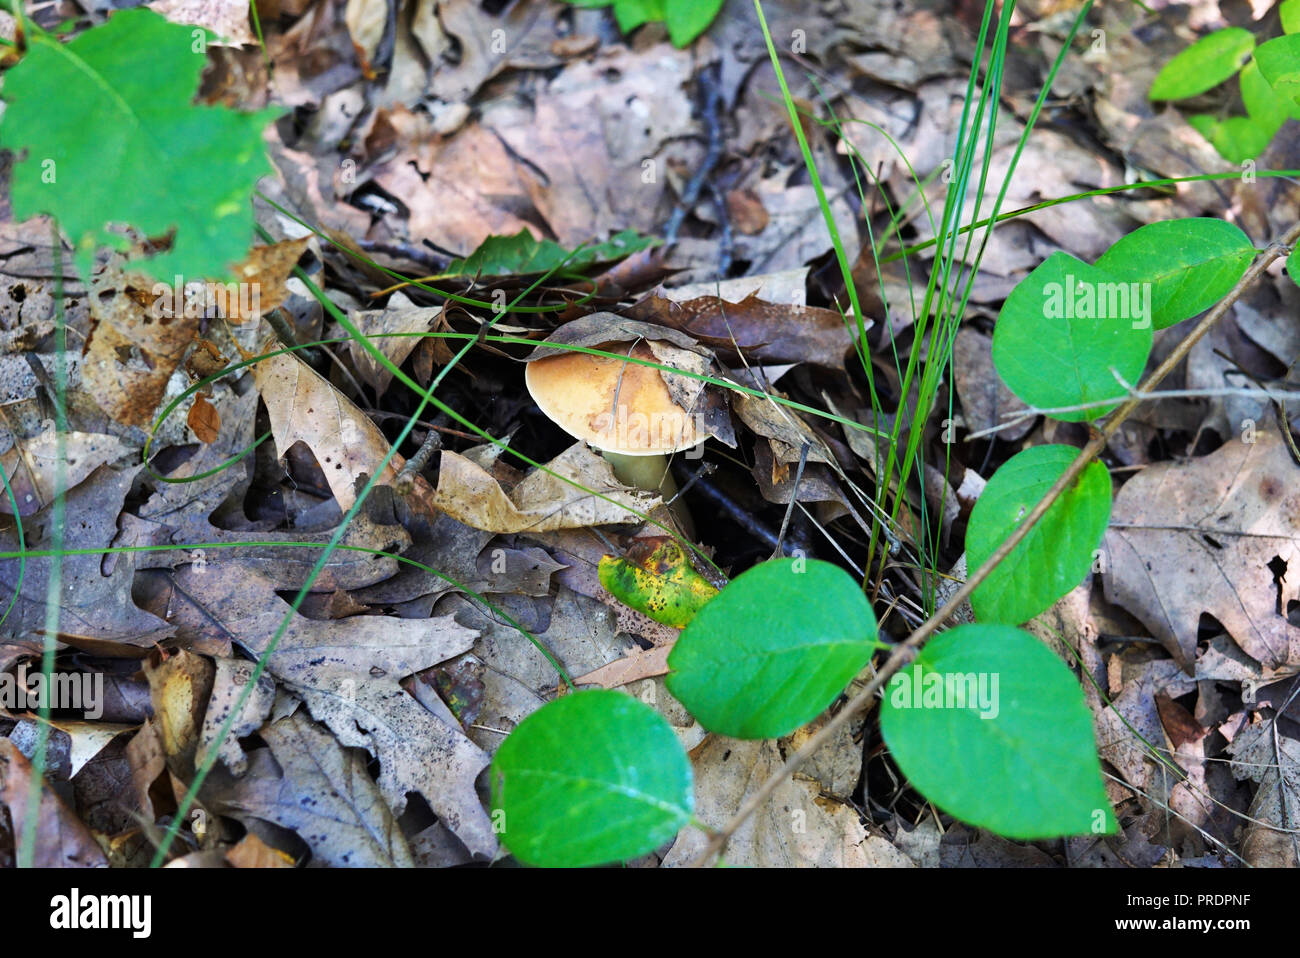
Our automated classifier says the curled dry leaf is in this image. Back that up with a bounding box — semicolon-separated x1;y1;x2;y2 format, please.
626;291;857;370
1103;426;1300;671
347;291;440;393
0;738;108;867
187;393;221;443
433;442;660;534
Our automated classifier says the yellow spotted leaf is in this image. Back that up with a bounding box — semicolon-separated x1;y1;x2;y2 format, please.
597;537;719;628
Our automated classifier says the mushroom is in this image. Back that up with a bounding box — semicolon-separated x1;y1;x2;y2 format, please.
525;339;701;518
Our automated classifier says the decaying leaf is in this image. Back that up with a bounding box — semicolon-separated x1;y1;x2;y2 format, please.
210;712;414;867
165;563;496;858
347;290;439;393
662;737;908;868
597;536;718;628
0;738;108;867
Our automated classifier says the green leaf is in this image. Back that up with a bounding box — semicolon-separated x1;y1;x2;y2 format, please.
1150;27;1255;100
1186;114;1275;165
881;624;1116;839
1287;246;1300;288
1255;34;1300;105
445;228;657;278
490;690;693;867
965;445;1112;625
1241;59;1298;130
613;0;667;32
991;252;1154;421
666;558;881;739
1094;218;1255;329
1284;0;1300;35
665;0;725;46
0;9;281;283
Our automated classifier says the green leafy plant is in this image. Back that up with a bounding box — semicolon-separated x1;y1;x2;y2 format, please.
1151;8;1300;163
0;7;280;281
445;228;658;279
486;0;1293;859
564;0;725;47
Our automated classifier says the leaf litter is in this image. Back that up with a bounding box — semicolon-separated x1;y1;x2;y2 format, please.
3;0;1300;872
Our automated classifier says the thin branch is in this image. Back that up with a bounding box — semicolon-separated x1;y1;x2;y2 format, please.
687;220;1300;867
966;377;1300;441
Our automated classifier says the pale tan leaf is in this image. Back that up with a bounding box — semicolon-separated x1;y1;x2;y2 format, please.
432;442;659;533
253;349;431;510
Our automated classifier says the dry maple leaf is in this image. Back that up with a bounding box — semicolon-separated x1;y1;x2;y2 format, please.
1103;426;1300;671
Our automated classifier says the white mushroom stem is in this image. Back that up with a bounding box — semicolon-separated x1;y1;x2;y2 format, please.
604;451;679;501
603;450;691;536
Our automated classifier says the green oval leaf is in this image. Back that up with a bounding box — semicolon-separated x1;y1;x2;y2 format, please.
880;624;1116;839
966;445;1111;625
1094;218;1255;330
1241;59;1298;131
1186;113;1275;165
490;690;693;867
991;252;1154;421
666;558;880;739
1284;0;1300;35
1150;27;1255;100
1289;246;1300;289
613;0;666;33
1255;34;1300;105
665;0;725;46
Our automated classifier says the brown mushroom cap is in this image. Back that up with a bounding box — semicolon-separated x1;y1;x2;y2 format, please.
524;341;702;456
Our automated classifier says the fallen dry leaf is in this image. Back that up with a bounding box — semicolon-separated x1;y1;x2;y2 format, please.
0;738;107;867
164;563;496;858
253;348;432;511
0;426;128;516
1103;426;1300;671
433;442;660;534
210;712;413;867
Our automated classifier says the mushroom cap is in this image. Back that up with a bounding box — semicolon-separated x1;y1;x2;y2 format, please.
525;340;702;456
